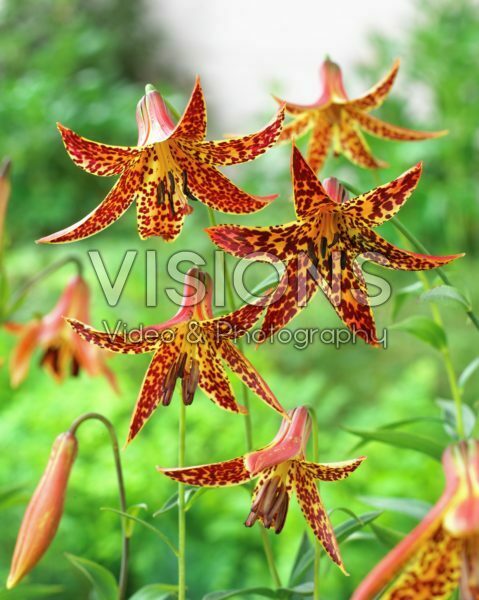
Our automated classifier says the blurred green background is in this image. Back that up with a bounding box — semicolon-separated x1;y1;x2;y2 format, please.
0;0;478;598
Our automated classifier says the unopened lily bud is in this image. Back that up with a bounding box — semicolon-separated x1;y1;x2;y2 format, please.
7;431;78;589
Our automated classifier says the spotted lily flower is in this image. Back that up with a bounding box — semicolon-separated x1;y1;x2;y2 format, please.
38;81;285;244
353;441;479;600
159;406;365;572
208;146;462;345
276;57;446;172
68;268;286;444
6;275;117;389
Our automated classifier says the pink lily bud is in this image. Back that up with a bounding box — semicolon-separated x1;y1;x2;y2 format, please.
136;84;176;145
7;431;78;589
318;57;348;104
245;406;311;476
323;177;350;205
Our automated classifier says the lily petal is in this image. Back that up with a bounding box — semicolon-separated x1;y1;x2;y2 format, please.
291;145;333;219
9;321;42;387
301;457;366;481
37;167;139;244
278;113;312;143
339;112;387;170
341;162;422;227
207;221;307;263
204;300;265;340
67;318;160;354
348;59;400;111
357;228;463;271
128;332;185;443
171;77;207;141
349;108;448;141
305;118;334;174
292;462;346;573
179;105;285;166
57;124;141;176
219;340;287;417
171;144;272;214
198;338;246;414
159;456;252;487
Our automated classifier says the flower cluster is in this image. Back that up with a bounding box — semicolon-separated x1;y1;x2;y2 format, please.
4;56;469;598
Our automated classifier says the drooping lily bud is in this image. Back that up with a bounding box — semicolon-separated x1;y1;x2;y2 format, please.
7;431;78;589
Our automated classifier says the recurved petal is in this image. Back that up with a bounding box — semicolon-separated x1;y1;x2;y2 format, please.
260;253;319;341
291;145;333;219
127;332;186;443
301;457;366;481
349;108;448;141
353;525;462;600
67;318;161;354
219;340;287;417
356;228;463;271
341;162;422;227
159;456;252;487
171;77;207;141
171;144;273;214
305;118;333;174
348;59;400;111
292;462;346;573
204;300;265;340
207;221;307;263
273;94;319;115
9;321;42;387
198;337;246;414
338;112;387;170
179;105;285;166
36;167;139;244
57;124;141;176
278;113;312;143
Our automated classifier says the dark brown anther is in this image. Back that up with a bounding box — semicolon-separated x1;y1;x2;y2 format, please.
328;232;340;248
156;180;165;204
307;240;319;268
162;359;179;406
320;236;328;259
40;347;61;376
168;171;176;195
176;352;187;379
274;494;289;534
71;357;80;377
340;251;347;270
182;358;199;406
245;476;290;533
182;170;197;201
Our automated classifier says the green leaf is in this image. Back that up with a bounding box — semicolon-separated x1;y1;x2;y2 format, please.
289;511;381;586
288;533;313;586
244;268;284;303
0;585;63;599
101;508;178;556
437;398;476;438
420;285;471;311
154;487;205;517
345;427;443;460
390;316;447;350
358;495;431;520
369;523;404;548
129;583;179;600
0;483;28;511
125;503;148;538
391;281;423;321
459;357;479;390
65;554;118;600
203;584;314;600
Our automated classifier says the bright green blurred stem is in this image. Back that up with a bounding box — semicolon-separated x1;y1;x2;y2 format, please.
178;403;187;600
4;254;84;320
68;413;129;600
207;207;282;589
307;407;321;600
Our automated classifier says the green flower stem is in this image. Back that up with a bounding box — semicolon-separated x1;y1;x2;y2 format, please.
68;413;129;600
178;403;187;600
308;408;321;600
5;254;84;319
206;206;282;589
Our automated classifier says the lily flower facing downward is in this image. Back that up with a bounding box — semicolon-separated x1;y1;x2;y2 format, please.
353;440;479;600
68;268;286;444
276;57;446;172
160;406;365;572
6;275;117;389
38;81;284;243
208;146;462;345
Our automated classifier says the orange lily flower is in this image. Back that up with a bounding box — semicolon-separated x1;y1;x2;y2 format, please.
68;268;286;444
7;431;78;589
38;81;285;244
353;440;479;600
276;57;446;172
6;275;117;390
207;146;462;346
159;406;365;572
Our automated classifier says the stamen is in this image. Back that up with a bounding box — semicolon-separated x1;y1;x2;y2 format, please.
182;358;200;405
307;240;319;268
71;357;80;377
320;237;328;259
245;475;290;533
182;170;197;202
157;180;165;205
